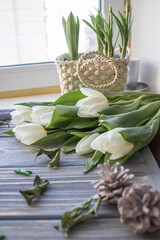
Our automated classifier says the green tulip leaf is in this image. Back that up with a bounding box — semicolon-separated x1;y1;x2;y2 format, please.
3;129;15;136
47;105;78;129
63;136;81;153
84;151;104;173
99;100;160;130
71;126;107;138
50;90;85;106
101;96;144;115
20;175;49;205
54;195;101;237
64;118;98;130
0;120;9;126
32;131;70;145
15;102;52;107
35;148;60;167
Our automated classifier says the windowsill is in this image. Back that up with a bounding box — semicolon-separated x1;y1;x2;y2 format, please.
0;92;61;109
0;86;61;99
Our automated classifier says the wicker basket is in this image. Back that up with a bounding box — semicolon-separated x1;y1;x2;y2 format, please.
56;51;130;94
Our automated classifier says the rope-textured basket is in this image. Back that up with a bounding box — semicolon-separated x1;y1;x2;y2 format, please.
56;51;130;94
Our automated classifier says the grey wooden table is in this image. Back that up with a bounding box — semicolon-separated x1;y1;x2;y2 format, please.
1;109;160;240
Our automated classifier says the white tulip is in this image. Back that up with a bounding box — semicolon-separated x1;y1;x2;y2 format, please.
91;128;134;160
13;123;47;145
31;106;55;126
76;133;100;155
76;88;109;118
11;105;32;125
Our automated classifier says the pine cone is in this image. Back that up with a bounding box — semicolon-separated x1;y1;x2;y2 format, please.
118;184;160;234
91;161;134;204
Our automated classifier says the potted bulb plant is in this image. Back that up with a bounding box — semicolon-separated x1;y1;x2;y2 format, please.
56;12;84;94
56;2;134;94
81;2;134;91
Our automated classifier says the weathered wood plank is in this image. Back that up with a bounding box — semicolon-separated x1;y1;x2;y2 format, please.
0;109;12;121
0;163;157;219
0;219;160;240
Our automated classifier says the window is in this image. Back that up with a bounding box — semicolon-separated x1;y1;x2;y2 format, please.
0;0;99;66
0;0;124;96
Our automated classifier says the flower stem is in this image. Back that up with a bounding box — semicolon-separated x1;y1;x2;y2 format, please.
109;99;136;105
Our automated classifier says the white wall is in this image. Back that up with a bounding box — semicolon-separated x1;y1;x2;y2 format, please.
131;0;160;93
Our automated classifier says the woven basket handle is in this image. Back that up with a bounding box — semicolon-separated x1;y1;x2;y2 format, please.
77;51;119;90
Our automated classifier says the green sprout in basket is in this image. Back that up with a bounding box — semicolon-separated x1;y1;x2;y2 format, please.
83;6;117;58
111;1;134;58
62;12;80;60
83;2;133;58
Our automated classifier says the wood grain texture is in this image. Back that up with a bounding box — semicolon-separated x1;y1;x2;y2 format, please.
1;110;160;239
0;160;158;219
0;219;160;240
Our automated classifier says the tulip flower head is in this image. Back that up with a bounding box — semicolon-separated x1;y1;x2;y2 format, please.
13;123;47;145
91;128;134;160
31;106;55;126
76;88;109;118
11;105;32;125
76;133;100;155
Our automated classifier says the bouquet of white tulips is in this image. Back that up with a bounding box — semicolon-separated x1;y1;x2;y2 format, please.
6;88;160;173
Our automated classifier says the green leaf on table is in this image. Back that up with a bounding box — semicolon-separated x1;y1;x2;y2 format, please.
3;129;15;136
14;168;32;176
84;151;104;173
0;232;5;240
54;195;101;237
63;136;81;153
64;118;98;130
50;90;85;106
47;105;78;129
35;148;60;168
0;120;9;127
20;175;49;205
32;131;70;145
15;102;52;107
99;100;160;130
71;126;107;138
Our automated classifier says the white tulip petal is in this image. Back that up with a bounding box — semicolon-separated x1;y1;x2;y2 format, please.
31;114;42;125
31;106;54;126
40;112;53;125
109;142;134;160
91;127;134;158
76;89;109;118
89;100;109;114
91;135;109;154
80;88;106;99
76;97;96;108
13;105;32;112
76;133;99;155
11;106;32;125
13;123;47;145
77;108;99;118
32;106;54;114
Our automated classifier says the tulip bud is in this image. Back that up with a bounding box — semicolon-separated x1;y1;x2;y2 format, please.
76;88;109;118
13;123;47;145
31;106;55;126
76;133;100;155
91;128;134;160
11;105;32;125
